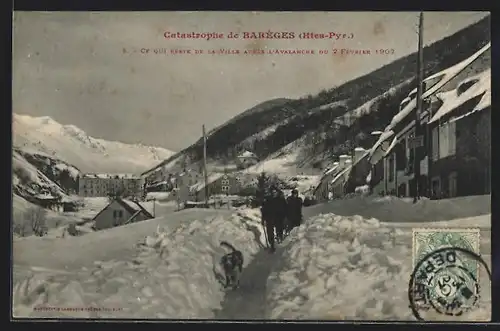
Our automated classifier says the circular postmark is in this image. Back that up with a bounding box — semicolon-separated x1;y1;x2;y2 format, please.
408;246;491;321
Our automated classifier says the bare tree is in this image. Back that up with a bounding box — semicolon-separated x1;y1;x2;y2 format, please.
13;211;30;237
28;207;48;237
13;222;28;237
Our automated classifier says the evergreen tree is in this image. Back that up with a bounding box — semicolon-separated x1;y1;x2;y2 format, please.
256;172;270;206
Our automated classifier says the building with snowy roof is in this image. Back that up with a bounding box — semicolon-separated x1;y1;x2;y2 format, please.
78;173;144;198
189;172;240;202
92;197;154;230
427;69;491;198
367;42;490;198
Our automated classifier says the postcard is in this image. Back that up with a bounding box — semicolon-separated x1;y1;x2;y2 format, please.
12;11;491;321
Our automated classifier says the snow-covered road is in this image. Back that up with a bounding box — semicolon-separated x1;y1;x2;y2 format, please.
214;248;280;320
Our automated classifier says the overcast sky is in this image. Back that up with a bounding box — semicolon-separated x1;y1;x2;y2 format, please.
12;11;489;151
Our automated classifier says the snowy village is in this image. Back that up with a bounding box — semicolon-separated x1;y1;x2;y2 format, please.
12;12;492;322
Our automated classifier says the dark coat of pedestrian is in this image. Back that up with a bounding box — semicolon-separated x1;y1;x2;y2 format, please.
261;187;287;251
286;189;303;230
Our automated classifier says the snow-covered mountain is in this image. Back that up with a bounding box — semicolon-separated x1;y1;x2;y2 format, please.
13;113;175;174
141;17;490;194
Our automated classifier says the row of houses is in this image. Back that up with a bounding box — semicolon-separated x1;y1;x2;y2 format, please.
369;43;491;200
313;148;369;202
313;42;491;201
88;172;242;231
141;151;259;202
164;172;241;203
78;173;144;198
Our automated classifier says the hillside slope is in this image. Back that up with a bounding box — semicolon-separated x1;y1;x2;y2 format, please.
143;15;490;178
13;113;175;174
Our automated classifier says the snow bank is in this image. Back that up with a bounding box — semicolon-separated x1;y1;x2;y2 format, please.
304;195;490;223
13;209;266;319
12;195;80;237
146;192;171;201
266;213;412;320
266;213;490;320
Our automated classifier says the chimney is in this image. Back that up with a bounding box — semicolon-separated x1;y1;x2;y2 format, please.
338;155;349;169
354;147;366;164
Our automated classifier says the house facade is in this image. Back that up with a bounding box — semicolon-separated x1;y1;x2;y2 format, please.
344;147;371;194
330;159;353;198
190;173;240;202
313;148;371;200
78;174;144;198
92;197;154;230
175;169;201;188
374;110;433;197
427;70;490;199
368;43;490;198
313;161;340;202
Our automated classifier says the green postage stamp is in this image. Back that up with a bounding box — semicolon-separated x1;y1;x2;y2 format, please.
412;228;481;270
412;228;481;311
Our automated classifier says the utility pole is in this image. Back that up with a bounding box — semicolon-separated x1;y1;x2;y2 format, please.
413;12;424;203
202;125;209;207
153;197;156;217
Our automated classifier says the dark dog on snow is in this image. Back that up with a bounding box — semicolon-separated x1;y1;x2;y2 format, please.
220;241;244;289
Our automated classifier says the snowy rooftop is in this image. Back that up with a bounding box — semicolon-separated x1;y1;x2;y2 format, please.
34;193;58;200
190;173;228;192
330;150;369;186
237;151;257;158
120;199;142;212
324;163;340;176
384;136;399;157
429;69;491;124
330;165;352;185
148;180;170;187
82;173;141;179
369;42;491;165
388;42;490;130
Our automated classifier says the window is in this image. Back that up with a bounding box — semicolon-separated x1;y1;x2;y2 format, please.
432;127;439;161
448;172;458;198
113;210;117;218
431;177;441;199
448;120;456;156
395;142;406;170
388;156;395;182
437;121;456;159
118;210;123;218
221;185;229;192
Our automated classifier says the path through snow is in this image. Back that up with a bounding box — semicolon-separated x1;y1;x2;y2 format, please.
214;247;281;319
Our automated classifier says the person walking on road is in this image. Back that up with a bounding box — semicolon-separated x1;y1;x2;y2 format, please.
261;186;287;252
286;189;303;233
274;189;287;244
